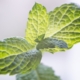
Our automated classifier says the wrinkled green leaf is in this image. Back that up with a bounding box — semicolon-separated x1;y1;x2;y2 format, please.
16;63;60;80
25;3;49;46
45;3;80;48
0;37;42;75
37;38;68;53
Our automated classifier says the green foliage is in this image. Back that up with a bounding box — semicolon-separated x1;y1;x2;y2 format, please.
0;2;80;79
45;3;80;49
0;37;42;75
25;3;80;54
37;38;68;53
25;3;49;46
16;63;60;80
0;37;32;59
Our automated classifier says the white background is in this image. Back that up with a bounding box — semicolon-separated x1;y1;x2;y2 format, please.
0;0;80;80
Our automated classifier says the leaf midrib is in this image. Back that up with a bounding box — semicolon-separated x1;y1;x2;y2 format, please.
52;16;80;37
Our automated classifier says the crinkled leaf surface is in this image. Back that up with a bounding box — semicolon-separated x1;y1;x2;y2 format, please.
0;37;42;75
37;38;68;53
45;3;80;48
25;3;49;46
16;63;60;80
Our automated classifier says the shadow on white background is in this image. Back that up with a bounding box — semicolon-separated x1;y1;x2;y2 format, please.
0;0;80;80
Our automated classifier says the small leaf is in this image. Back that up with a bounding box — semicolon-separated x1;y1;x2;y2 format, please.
25;3;49;46
35;34;45;43
0;37;42;75
45;3;80;48
16;63;60;80
37;38;68;53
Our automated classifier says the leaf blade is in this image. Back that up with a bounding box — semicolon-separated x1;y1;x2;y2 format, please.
16;63;60;80
25;3;49;46
45;3;80;48
37;38;68;53
0;37;42;75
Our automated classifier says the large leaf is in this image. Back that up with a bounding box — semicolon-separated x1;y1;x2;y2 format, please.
45;3;80;48
16;63;60;80
25;3;49;46
37;38;68;53
0;37;42;75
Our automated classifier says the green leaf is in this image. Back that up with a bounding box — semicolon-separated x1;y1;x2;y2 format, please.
25;3;49;46
0;37;32;59
37;38;68;53
0;37;42;75
16;63;60;80
45;3;80;48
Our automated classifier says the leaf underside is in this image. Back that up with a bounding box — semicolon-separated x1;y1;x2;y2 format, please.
37;38;68;53
16;63;60;80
